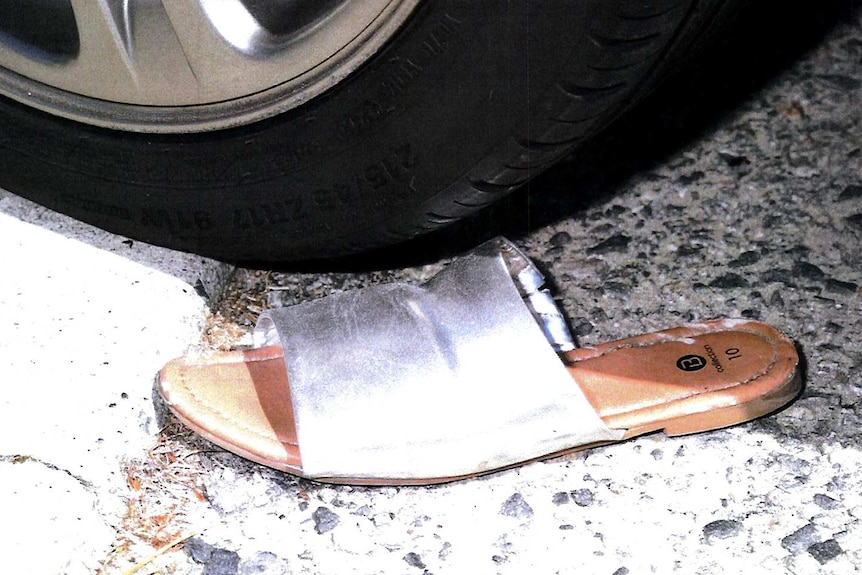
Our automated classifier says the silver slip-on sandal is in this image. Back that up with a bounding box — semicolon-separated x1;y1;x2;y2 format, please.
157;238;801;485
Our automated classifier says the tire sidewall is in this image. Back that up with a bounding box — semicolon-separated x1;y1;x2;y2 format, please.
0;1;598;259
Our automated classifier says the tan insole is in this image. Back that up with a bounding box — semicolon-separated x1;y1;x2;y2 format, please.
157;320;800;482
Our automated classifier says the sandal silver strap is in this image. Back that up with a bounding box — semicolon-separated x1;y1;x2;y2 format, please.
254;237;622;479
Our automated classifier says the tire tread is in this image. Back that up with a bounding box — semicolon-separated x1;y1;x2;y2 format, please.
377;0;742;249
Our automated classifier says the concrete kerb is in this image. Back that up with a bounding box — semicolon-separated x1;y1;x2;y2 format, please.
0;192;231;574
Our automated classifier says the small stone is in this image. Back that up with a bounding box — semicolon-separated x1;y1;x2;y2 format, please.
729;251;761;267
571;318;594;337
589;308;608;323
500;492;534;519
709;273;749;289
774;453;812;477
838;184;862;201
761;269;795;286
792;261;825;281
825;278;858;296
570;488;595;507
587;233;631;255
846;213;862;230
552;491;570;506
769;290;785;308
678;245;702;257
239;552;288;575
403;552;426;569
602;281;631;297
205;549;241;575
605;204;626;217
312;506;340;534
353;504;373;517
824;322;844;334
781;523;819;553
813;493;840;510
718;151;750;167
491;555;507;565
741;308;761;320
194;279;210;300
186;537;214;564
559;524;574;530
678;170;705;185
612;568;630;575
702;519;743;542
550;231;572;247
808;539;843;564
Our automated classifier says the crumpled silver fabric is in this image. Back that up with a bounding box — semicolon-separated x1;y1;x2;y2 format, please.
253;237;623;479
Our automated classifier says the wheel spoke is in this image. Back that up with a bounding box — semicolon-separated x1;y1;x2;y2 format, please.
0;0;419;131
65;0;137;99
0;0;137;103
71;0;201;104
160;0;269;100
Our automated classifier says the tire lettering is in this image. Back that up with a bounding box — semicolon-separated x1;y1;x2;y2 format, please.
333;12;465;145
139;207;213;232
313;144;416;209
61;194;132;221
379;57;424;101
335;101;386;143
232;196;306;230
422;13;462;58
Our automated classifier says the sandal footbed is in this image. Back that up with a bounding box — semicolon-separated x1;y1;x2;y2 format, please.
157;319;800;485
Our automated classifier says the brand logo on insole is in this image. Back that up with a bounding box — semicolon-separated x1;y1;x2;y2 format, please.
676;354;707;372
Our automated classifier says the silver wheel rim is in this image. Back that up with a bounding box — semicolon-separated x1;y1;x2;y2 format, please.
0;0;420;133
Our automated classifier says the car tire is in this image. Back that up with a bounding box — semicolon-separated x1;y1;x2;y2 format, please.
0;0;742;261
